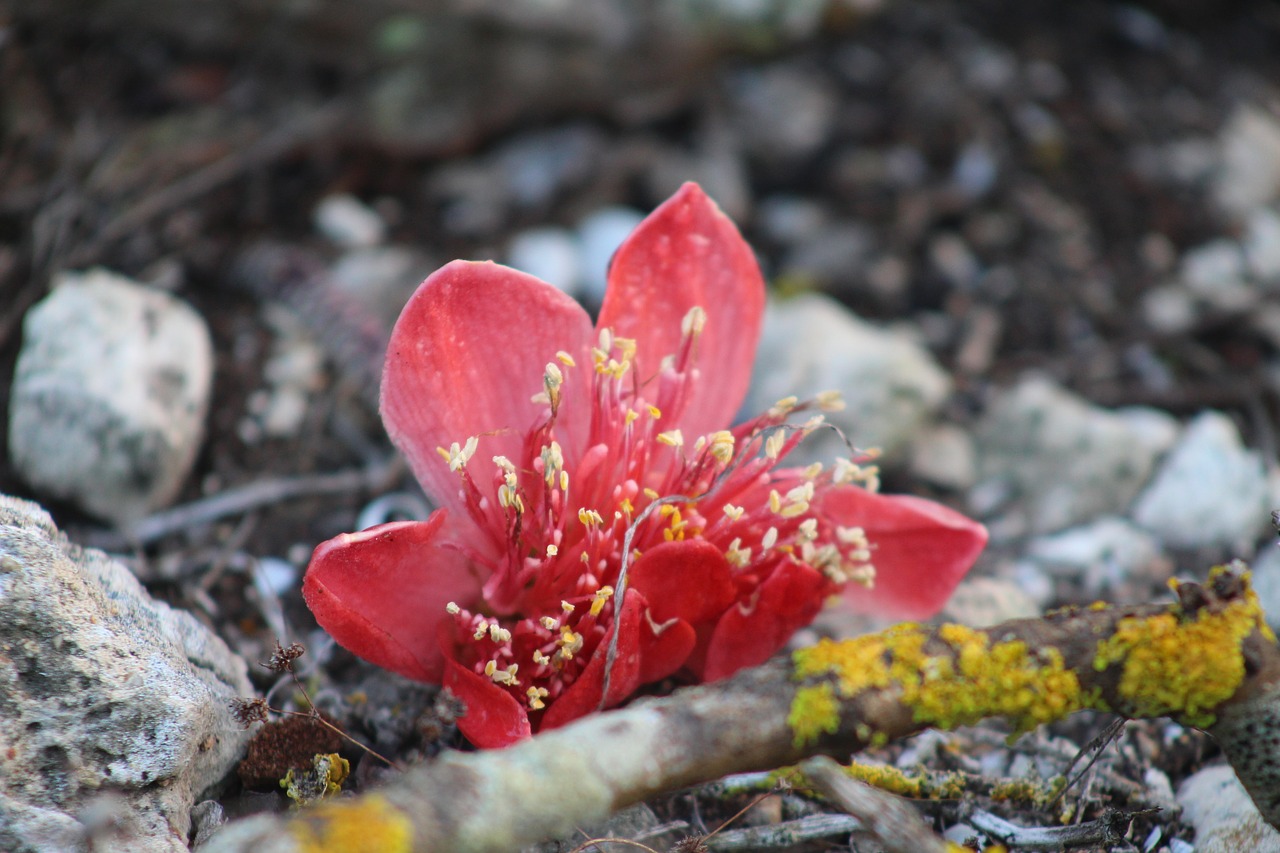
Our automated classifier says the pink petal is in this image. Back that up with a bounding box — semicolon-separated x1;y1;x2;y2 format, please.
818;486;988;619
696;561;830;682
302;514;482;683
443;657;532;748
597;183;765;438
381;261;595;523
628;539;738;625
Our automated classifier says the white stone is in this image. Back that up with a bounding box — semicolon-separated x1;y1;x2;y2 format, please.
506;227;583;296
744;294;951;465
576;207;645;305
0;496;252;853
1132;411;1270;550
908;423;977;491
973;376;1179;534
1248;544;1280;635
1214;105;1280;219
941;577;1039;628
1178;765;1280;853
1245;207;1280;286
1180;238;1255;312
313;193;386;248
8;269;214;526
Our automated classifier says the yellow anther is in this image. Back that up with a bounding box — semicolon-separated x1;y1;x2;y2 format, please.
762;527;779;550
802;462;824;479
532;650;551;666
556;350;577;367
648;405;662;419
541;441;565;487
445;602;461;615
619;497;635;515
681;305;707;337
557;627;584;659
598;327;613;353
625;409;639;426
836;525;867;545
725;537;752;568
781;502;810;519
484;660;497;677
578;508;604;527
473;623;489;640
488;663;519;686
546;544;559;558
493;455;516;473
590;586;614;617
437;437;479;472
707;430;735;464
643;488;660;500
816;390;846;412
798;518;819;541
615;337;637;362
489;623;512;644
539;616;560;631
561;600;575;613
765;432;785;460
770;396;799;416
802;415;825;431
544;362;564;406
657;430;684;447
769;490;783;514
526;686;549;710
560;470;569;491
723;504;745;522
787;483;816;503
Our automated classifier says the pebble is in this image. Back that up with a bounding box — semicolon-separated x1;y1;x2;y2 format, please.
1213;105;1280;220
1179;238;1254;313
779;221;874;289
0;496;253;853
728;64;837;163
908;422;978;491
1244;206;1280;286
1023;515;1161;592
1131;410;1270;551
1248;543;1280;635
1178;765;1280;853
238;304;325;442
744;294;951;465
506;227;583;296
941;577;1040;627
972;376;1179;535
313;193;386;248
494;124;604;209
8;269;213;526
576;206;646;305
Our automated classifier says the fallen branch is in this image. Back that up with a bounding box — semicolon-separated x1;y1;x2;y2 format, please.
203;563;1280;852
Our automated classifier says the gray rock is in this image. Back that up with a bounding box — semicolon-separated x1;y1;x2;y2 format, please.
941;577;1040;628
908;423;978;491
1248;545;1280;635
1179;238;1254;313
0;496;253;853
8;269;214;527
973;376;1178;535
1178;765;1280;853
330;246;433;330
745;294;951;465
1024;516;1161;592
1132;411;1270;551
1214;105;1280;220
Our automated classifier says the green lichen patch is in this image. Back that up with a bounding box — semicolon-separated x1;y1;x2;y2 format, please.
788;683;842;748
840;761;967;800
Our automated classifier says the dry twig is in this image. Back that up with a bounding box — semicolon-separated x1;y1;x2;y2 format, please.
202;563;1280;852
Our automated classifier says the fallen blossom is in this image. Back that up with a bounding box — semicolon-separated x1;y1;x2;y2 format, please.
303;183;988;747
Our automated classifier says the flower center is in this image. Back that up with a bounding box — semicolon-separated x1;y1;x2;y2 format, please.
439;307;882;714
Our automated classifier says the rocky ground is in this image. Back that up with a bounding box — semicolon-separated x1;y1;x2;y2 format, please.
5;0;1280;850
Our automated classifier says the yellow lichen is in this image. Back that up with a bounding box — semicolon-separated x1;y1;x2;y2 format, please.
1092;572;1268;728
287;794;413;853
788;683;842;748
841;761;967;800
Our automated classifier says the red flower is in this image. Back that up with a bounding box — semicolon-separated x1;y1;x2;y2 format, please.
303;183;988;747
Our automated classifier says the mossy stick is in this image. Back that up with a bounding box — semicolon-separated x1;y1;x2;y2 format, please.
203;564;1280;853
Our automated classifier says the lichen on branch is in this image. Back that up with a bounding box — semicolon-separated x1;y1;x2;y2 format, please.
203;563;1280;853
